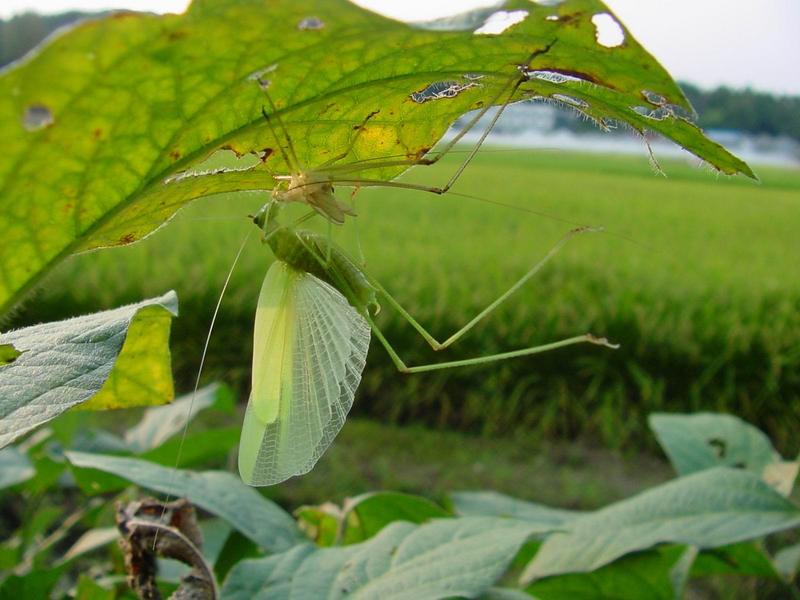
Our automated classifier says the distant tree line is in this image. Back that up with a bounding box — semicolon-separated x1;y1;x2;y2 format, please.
2;11;799;142
680;82;800;142
0;11;100;67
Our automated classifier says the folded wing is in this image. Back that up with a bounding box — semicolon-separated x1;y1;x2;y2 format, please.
239;261;370;486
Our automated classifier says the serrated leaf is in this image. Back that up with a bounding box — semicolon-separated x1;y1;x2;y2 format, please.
65;451;303;552
0;292;178;449
451;491;581;527
222;517;551;600
520;468;800;583
0;0;751;312
649;412;798;496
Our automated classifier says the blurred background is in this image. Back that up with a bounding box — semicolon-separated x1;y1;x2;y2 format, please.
1;2;798;510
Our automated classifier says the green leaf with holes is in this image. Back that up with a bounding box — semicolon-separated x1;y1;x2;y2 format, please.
0;292;178;448
0;0;752;313
519;468;800;583
649;413;799;496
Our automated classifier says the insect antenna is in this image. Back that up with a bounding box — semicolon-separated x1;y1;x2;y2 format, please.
154;228;254;545
260;84;302;174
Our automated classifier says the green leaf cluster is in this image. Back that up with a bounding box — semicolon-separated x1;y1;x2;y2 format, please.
4;401;797;599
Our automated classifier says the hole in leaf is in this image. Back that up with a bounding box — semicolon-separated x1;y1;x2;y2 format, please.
164;149;262;184
545;15;559;21
530;0;564;6
248;63;278;83
298;16;325;30
528;70;587;84
591;13;625;48
642;90;667;106
707;438;727;458
631;105;671;121
410;76;481;104
551;94;588;109
249;64;278;90
23;104;54;131
474;10;528;35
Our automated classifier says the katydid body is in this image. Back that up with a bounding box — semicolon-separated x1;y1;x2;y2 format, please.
193;41;620;487
238;200;614;485
256;200;615;375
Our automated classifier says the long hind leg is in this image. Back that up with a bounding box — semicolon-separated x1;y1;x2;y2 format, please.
369;226;605;352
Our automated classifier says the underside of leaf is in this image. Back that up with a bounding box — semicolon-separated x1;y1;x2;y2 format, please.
0;0;753;313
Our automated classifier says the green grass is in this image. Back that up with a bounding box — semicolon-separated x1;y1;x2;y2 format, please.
11;149;800;452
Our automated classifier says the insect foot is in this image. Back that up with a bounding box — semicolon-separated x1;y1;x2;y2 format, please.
586;334;620;349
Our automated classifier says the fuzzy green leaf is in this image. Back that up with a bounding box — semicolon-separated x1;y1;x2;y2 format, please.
520;468;800;583
222;517;549;600
65;451;304;552
649;412;798;496
451;490;582;527
0;0;751;313
0;292;178;449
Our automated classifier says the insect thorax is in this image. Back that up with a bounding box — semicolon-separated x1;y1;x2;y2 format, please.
273;171;355;224
267;227;378;315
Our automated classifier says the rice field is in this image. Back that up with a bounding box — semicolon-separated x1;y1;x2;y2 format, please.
12;148;800;452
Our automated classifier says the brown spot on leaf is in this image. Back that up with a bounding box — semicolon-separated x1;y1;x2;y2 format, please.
319;102;337;117
167;30;188;41
353;109;380;130
408;146;431;161
119;233;136;244
23;104;54;131
92;128;103;139
552;69;602;86
169;150;181;161
558;13;582;26
260;148;274;162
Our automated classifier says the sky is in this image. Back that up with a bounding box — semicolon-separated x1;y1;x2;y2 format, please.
2;0;798;95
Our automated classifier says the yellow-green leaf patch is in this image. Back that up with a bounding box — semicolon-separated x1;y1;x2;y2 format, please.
0;291;178;448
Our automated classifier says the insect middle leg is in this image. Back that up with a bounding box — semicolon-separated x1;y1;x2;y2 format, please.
323;43;557;197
